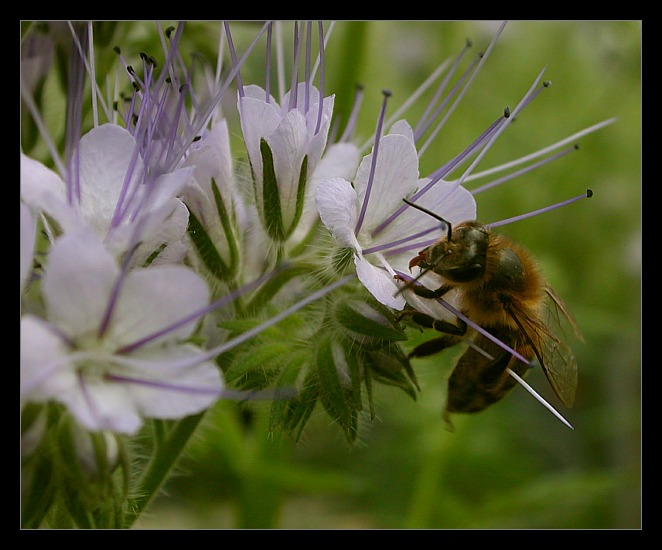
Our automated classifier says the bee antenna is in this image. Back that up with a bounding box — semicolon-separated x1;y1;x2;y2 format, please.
402;198;452;240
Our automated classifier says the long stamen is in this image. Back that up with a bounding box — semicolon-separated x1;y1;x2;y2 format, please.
413;38;472;140
339;84;364;143
315;21;326;135
224;21;244;97
289;21;302;111
304;21;312;113
487;189;593;230
265;21;272;102
354;90;391;236
417;21;507;158
436;295;532;366
370;108;508;240
171;21;270;171
415;48;481;150
506;368;574;429
113;275;356;370
117;267;286;354
464;118;617;184
471;145;578;195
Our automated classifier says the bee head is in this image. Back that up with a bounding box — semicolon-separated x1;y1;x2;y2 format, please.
415;222;489;283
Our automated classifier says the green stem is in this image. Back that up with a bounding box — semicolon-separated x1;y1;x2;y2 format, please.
124;412;205;528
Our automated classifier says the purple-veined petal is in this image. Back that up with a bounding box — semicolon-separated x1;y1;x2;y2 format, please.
373;179;477;251
20;154;80;232
42;231;118;338
77;124;143;235
20;315;74;400
316;177;361;251
353;134;420;234
267;108;308;228
121;344;222;420
355;254;406;310
109;264;210;347
20;203;35;293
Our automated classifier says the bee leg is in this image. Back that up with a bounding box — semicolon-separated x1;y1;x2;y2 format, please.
406;312;468;358
411;283;453;300
409;336;459;358
408;311;467;336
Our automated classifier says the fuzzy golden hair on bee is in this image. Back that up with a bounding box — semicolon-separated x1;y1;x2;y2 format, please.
399;197;581;429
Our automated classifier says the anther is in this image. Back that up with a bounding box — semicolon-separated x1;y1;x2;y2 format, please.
503;106;511;118
586;189;593;198
165;26;175;39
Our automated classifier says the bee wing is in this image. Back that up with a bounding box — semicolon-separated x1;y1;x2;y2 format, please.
509;286;580;408
543;285;584;343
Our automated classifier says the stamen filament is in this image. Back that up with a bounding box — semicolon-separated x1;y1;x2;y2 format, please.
506;368;574;429
470;145;577;195
464;118;617;183
355;90;391;236
115;275;356;369
487;189;593;230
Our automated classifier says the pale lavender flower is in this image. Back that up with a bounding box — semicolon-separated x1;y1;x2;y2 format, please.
20;230;222;435
233;21;337;247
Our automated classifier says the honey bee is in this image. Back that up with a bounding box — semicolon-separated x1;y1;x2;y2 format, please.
399;198;582;426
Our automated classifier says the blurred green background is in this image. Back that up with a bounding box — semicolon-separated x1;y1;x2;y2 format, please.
31;20;641;529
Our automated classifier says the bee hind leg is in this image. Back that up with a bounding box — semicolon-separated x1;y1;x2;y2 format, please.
409;336;459;358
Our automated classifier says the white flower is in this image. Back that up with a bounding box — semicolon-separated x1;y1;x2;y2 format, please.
20;202;36;294
20;231;222;435
181;119;244;279
20;123;193;268
316;123;476;310
238;83;334;241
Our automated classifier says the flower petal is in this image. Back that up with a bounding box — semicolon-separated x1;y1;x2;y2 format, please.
20;153;80;232
353;133;420;233
316;177;361;251
20;203;35;293
110;264;210;346
124;345;223;420
77;123;143;235
42;231;118;337
20;315;73;401
355;255;406;310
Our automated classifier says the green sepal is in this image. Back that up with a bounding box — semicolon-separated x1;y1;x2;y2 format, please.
210;177;240;274
333;296;407;347
260;138;285;241
186;177;240;283
268;349;309;434
364;342;420;399
21;445;58;528
283;154;309;240
243;263;311;315
187;210;231;280
282;371;320;442
316;336;359;443
224;340;292;389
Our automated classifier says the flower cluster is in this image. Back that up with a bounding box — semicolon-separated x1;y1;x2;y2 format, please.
20;21;612;528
